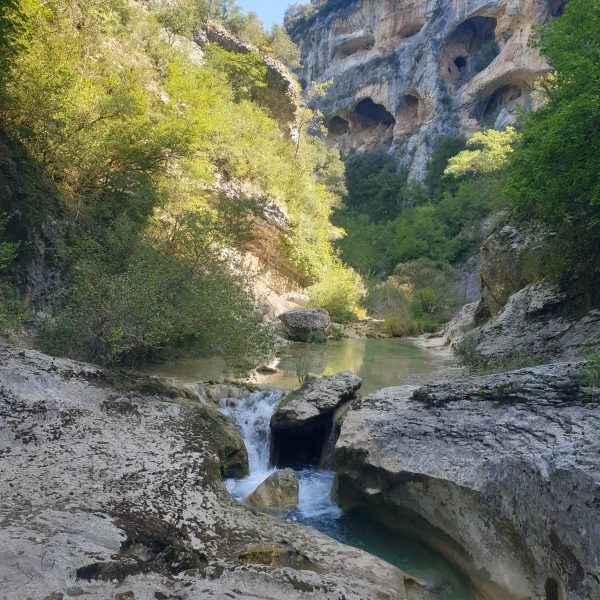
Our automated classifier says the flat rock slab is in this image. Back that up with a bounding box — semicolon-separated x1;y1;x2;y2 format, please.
334;362;600;600
272;371;362;430
248;468;300;512
0;344;430;600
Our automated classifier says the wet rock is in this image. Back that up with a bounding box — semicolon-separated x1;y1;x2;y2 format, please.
334;363;600;600
0;344;429;600
278;308;331;342
271;372;362;468
247;469;300;512
238;543;319;571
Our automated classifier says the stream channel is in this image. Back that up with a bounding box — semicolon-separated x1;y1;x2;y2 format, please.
147;338;475;599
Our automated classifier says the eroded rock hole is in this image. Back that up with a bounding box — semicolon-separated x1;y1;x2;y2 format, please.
477;83;530;126
271;420;331;468
336;34;375;59
545;578;560;600
441;16;499;88
454;56;467;70
396;94;423;136
327;115;350;136
398;17;425;39
353;98;396;129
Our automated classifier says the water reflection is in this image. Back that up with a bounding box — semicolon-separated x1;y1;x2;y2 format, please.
145;337;452;395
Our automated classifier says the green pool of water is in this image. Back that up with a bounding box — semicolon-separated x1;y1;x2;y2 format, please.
145;337;453;395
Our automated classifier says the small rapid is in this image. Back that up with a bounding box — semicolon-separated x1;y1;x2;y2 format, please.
218;386;475;600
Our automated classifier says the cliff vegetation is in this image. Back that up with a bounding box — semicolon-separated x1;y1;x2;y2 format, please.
0;0;362;369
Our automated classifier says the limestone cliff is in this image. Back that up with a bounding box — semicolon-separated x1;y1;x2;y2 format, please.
289;0;563;177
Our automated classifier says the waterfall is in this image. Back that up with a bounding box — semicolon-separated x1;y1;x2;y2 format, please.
218;388;342;521
218;389;283;501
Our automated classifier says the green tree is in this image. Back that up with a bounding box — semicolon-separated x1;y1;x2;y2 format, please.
505;0;600;278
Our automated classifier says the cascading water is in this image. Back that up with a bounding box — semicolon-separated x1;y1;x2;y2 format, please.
218;388;343;521
218;386;475;600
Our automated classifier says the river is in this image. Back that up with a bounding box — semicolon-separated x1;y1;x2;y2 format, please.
146;338;475;599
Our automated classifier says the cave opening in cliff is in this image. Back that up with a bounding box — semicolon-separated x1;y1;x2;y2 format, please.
544;578;560;600
441;16;499;88
335;34;375;59
477;83;530;126
353;98;396;129
327;115;350;136
396;94;423;136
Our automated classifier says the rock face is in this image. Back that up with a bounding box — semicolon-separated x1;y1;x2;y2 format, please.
334;363;600;600
279;307;332;341
248;469;300;512
476;222;546;321
475;282;600;360
201;21;299;127
0;345;430;600
288;0;559;177
271;371;362;467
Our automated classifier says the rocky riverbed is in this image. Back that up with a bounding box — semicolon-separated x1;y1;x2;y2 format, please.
334;363;600;600
0;344;432;600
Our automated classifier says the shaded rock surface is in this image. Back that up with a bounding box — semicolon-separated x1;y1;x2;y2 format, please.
248;468;300;512
290;0;556;178
271;371;362;468
278;308;332;341
334;363;600;600
0;345;431;600
476;222;546;321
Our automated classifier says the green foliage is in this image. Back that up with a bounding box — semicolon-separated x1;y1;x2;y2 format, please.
445;127;519;177
267;24;301;68
1;0;360;364
307;261;365;323
369;258;463;336
342;152;409;221
204;44;267;101
579;355;600;388
0;214;18;271
335;138;501;277
505;0;600;280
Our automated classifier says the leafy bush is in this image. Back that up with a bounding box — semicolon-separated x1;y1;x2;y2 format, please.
307;261;365;323
369;258;463;335
505;0;600;281
579;355;600;388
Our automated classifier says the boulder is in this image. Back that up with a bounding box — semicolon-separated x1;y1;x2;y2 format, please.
271;371;362;468
247;469;300;512
334;363;600;600
0;344;432;600
278;308;331;342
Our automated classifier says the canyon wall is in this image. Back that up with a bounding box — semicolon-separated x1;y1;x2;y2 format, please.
289;0;562;177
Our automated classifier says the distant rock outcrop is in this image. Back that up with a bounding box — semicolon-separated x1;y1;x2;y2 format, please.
289;0;561;177
278;307;332;341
